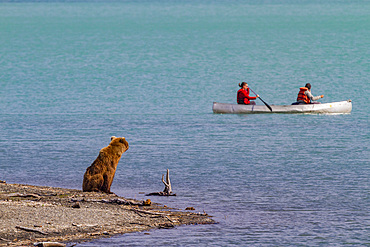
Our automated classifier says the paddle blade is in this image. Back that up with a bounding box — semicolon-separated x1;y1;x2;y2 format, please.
248;87;272;112
260;97;272;112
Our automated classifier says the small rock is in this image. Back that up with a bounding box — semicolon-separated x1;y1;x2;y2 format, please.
159;223;174;229
185;207;195;210
143;199;151;206
71;202;80;208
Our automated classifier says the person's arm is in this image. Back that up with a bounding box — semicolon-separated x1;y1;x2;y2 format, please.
242;90;257;100
306;90;323;101
239;90;256;100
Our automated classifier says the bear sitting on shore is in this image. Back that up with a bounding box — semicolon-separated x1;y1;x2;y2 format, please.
83;136;129;193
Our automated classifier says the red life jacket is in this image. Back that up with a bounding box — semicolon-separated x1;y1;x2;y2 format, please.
237;89;246;104
237;88;256;104
297;87;310;104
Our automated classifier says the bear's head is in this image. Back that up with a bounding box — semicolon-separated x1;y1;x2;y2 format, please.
109;136;129;155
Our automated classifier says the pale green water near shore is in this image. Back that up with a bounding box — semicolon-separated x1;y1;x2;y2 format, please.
0;0;369;246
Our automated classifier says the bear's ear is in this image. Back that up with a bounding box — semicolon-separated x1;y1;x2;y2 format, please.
119;137;126;143
111;136;117;141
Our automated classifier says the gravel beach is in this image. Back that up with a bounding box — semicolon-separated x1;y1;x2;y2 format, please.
0;181;214;246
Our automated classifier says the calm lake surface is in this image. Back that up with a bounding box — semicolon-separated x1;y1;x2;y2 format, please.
0;0;369;246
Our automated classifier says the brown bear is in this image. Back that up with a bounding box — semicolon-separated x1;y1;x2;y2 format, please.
82;136;129;193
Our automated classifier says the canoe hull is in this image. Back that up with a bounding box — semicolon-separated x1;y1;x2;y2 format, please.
212;100;352;114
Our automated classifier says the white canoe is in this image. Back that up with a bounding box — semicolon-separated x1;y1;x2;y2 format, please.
213;100;352;114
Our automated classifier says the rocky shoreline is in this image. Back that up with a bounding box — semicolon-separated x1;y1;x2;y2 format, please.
0;181;214;246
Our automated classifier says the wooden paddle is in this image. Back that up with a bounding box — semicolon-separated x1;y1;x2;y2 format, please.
249;87;272;112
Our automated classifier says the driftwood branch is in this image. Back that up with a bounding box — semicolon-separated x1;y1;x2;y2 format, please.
162;169;172;194
16;226;48;235
34;242;66;247
6;193;41;200
147;169;176;196
130;208;166;216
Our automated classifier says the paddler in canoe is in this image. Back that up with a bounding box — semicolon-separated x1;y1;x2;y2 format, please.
292;83;324;105
237;82;259;105
212;82;351;114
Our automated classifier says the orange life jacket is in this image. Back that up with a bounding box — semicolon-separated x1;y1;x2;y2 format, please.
297;87;310;104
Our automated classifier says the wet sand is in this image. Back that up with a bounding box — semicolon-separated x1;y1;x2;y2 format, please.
0;182;214;246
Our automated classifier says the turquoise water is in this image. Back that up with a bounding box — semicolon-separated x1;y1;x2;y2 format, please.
0;1;369;246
